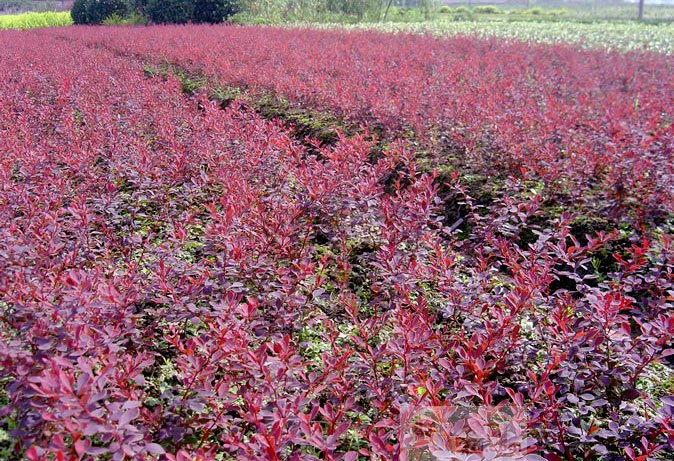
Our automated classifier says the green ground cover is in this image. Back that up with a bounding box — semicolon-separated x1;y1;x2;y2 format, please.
306;18;674;53
0;11;72;29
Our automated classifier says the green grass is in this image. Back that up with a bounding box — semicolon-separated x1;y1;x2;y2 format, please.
0;11;72;30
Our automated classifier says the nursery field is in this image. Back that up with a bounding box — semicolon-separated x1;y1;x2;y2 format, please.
0;25;673;460
330;19;674;53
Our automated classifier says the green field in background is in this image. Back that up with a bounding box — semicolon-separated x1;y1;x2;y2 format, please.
0;11;72;29
307;19;674;53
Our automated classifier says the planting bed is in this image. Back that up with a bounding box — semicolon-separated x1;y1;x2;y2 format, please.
0;25;673;460
50;25;674;227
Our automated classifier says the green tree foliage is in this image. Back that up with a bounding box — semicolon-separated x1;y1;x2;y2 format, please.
238;0;386;21
146;0;194;24
86;0;129;24
71;0;88;24
234;0;440;22
70;0;128;24
131;0;149;15
193;0;241;23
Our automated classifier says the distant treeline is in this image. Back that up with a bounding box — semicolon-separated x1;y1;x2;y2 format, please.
68;0;439;24
0;1;72;14
239;0;439;21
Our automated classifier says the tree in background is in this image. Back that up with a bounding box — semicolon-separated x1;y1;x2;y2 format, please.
193;0;240;23
328;0;381;19
250;0;438;22
131;0;148;15
70;0;87;22
86;0;128;23
70;0;127;24
71;0;241;24
238;0;387;21
146;0;193;23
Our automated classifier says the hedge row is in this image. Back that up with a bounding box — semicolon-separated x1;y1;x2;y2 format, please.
71;0;240;25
